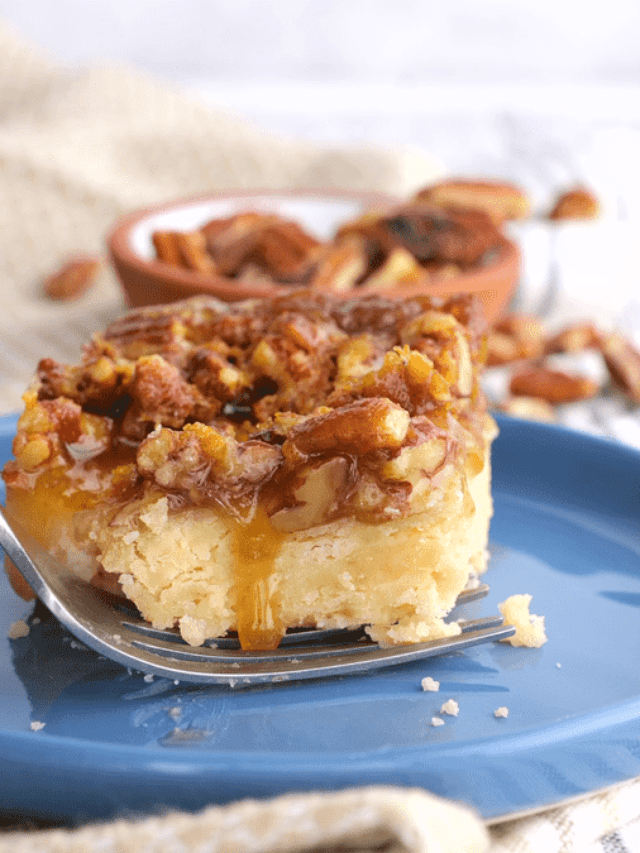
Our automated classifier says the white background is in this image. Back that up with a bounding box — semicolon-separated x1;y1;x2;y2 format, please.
1;0;638;213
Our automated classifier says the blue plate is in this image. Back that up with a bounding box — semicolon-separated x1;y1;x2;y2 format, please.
1;412;640;825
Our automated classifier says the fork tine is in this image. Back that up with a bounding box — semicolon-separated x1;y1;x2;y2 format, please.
124;614;508;661
453;582;490;604
121;613;504;655
1;505;512;686
108;621;516;684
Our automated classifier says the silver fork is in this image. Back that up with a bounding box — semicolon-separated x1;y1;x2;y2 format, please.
0;506;515;685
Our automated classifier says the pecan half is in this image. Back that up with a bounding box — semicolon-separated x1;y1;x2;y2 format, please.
548;187;600;221
43;256;101;300
486;314;546;366
545;322;600;354
414;179;530;223
509;366;599;403
598;332;640;404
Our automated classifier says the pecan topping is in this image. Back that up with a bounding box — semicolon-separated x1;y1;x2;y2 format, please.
7;291;489;525
137;422;282;508
131;355;204;427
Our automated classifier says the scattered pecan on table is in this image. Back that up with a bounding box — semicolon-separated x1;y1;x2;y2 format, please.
486;312;640;421
42;256;102;301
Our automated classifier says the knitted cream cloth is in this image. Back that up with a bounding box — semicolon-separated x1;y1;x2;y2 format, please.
1;21;640;853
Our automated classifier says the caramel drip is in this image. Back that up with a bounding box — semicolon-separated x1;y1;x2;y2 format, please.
3;445;137;581
230;505;287;650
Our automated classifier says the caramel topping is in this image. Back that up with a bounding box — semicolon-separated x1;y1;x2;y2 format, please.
230;506;287;650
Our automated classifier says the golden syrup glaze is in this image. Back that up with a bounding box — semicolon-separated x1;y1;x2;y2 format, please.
5;458;290;651
229;505;288;650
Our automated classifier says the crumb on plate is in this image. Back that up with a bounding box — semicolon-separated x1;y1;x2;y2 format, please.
498;593;547;647
7;619;29;639
421;676;440;692
440;699;459;716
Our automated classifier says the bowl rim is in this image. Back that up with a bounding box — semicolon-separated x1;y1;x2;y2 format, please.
107;186;520;304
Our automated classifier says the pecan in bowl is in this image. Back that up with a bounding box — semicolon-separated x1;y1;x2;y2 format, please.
108;189;520;322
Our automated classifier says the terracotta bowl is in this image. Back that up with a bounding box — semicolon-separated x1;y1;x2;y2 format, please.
107;188;520;322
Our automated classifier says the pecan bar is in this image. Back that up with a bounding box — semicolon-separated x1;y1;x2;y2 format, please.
3;292;496;650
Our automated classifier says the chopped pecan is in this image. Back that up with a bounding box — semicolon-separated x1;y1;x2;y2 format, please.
201;213;321;280
381;204;503;268
175;231;217;275
271;456;350;532
335;334;378;385
42;256;101;301
187;346;249;402
131;355;202;427
329;347;447;414
137;422;281;505
282;398;410;464
400;311;473;396
152;230;216;274
382;432;448;482
137;423;234;489
12;432;56;470
336;204;503;276
250;222;321;279
151;232;183;267
9;392;113;472
509;366;599;403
